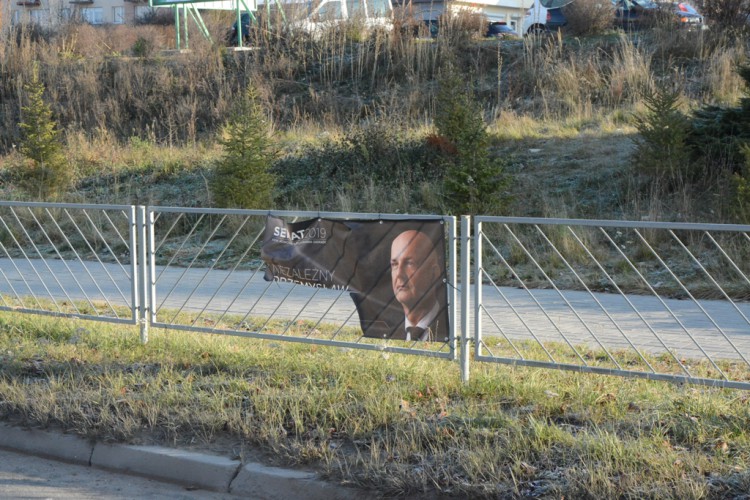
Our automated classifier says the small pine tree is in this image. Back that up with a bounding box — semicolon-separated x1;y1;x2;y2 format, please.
434;61;510;215
18;67;71;201
632;85;692;188
687;66;750;175
211;86;276;209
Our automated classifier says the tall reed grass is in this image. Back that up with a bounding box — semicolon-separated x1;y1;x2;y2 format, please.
2;17;745;152
1;17;748;218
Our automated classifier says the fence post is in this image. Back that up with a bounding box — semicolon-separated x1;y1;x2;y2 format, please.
460;215;471;383
137;206;149;344
474;218;482;364
129;205;139;328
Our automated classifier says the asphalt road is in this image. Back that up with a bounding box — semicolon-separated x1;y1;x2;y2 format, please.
0;448;239;500
2;257;750;364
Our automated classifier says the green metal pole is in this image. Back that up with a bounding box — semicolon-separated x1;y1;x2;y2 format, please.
274;0;286;22
236;2;242;47
174;5;180;50
183;4;188;49
187;5;211;41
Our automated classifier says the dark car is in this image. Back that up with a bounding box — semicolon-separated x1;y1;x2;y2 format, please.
415;19;439;38
485;21;520;39
613;0;705;30
522;0;570;35
613;0;655;29
668;2;705;28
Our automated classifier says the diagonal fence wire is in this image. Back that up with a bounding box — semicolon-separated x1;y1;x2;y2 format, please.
473;217;750;388
5;203;750;387
147;208;457;359
482;227;590;366
0;202;137;324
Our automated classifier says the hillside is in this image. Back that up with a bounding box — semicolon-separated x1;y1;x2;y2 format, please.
0;20;748;222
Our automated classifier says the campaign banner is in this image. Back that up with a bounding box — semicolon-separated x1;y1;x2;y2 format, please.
261;217;449;342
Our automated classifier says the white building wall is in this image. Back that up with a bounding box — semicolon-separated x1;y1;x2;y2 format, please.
450;0;531;30
4;0;152;28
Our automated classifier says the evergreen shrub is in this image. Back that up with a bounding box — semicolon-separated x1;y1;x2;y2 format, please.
210;85;276;209
16;68;72;201
433;60;510;215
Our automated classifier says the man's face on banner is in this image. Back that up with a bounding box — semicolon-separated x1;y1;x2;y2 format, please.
390;230;440;310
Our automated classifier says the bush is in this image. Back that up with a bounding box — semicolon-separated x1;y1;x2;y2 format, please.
135;8;175;26
16;68;72;201
687;65;750;176
272;118;445;209
210;85;276;209
631;84;692;188
700;0;750;32
731;144;750;222
433;61;510;215
132;37;155;58
563;0;615;36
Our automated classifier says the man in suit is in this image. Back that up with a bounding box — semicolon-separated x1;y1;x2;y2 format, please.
390;229;448;341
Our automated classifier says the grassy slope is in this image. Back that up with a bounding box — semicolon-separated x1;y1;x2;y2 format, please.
500;128;637;219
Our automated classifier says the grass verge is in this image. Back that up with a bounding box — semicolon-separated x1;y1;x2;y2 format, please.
1;312;750;497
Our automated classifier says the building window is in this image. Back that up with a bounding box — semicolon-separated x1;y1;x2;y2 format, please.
135;5;154;21
316;1;343;21
113;6;124;24
29;9;49;24
81;7;103;24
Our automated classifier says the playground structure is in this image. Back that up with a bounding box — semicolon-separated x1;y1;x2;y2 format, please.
148;0;284;49
149;0;397;49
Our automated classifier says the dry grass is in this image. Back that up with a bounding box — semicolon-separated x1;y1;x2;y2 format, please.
2;312;750;498
1;18;744;148
0;18;746;220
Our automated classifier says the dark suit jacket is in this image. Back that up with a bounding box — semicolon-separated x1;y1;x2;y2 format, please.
353;289;450;342
388;304;450;342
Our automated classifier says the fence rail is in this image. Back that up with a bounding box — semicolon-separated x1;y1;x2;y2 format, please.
472;216;750;389
145;207;458;359
2;202;750;388
0;201;139;325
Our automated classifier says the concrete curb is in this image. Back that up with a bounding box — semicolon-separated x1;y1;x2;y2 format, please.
0;423;94;465
0;423;370;498
91;442;241;492
230;462;373;500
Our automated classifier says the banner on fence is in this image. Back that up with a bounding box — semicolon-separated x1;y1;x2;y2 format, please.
261;217;449;342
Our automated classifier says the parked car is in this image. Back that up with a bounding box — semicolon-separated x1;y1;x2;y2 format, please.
667;2;705;28
293;0;393;36
613;0;705;30
522;0;572;35
414;19;439;38
485;21;520;39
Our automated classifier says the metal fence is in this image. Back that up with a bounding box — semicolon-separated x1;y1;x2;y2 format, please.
3;202;750;388
144;207;458;360
471;216;750;389
0;201;140;325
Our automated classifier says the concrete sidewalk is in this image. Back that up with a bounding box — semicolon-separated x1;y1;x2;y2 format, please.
0;423;371;499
